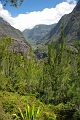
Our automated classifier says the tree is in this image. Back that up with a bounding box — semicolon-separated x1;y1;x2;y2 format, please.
1;0;24;7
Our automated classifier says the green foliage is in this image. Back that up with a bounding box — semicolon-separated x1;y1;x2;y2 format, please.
0;106;12;120
0;91;56;120
0;34;80;120
23;24;56;45
1;0;24;7
16;104;42;120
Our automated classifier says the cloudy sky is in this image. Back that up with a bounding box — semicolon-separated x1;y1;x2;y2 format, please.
0;0;78;31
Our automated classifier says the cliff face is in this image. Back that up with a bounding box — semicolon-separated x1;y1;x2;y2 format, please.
40;0;80;45
64;0;80;43
0;17;26;42
0;17;30;54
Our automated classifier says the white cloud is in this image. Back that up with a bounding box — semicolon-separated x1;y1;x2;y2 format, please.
66;0;76;4
0;0;77;31
0;3;14;24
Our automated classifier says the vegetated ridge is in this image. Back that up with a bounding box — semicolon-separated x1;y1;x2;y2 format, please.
39;0;80;45
0;17;30;54
23;24;56;42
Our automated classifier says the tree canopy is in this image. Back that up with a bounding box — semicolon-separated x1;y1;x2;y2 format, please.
1;0;24;7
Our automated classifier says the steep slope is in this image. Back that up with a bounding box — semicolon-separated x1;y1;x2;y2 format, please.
23;24;56;41
40;0;80;45
0;17;30;54
37;14;71;44
0;17;28;43
64;0;80;43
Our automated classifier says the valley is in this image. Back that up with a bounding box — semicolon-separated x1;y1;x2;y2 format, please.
0;0;80;120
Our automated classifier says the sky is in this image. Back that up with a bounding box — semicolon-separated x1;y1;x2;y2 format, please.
0;0;78;31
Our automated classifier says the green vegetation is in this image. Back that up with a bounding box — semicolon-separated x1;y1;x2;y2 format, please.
15;104;43;120
0;1;80;119
0;30;80;120
0;91;56;120
1;0;24;7
23;24;56;44
39;0;80;45
0;17;29;46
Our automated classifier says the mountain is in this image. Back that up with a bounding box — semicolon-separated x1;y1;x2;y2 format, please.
39;0;80;45
0;17;30;54
23;24;56;41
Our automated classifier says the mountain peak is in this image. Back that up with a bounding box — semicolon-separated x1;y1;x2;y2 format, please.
23;24;57;42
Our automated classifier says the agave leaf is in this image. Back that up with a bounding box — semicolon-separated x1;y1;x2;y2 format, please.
26;105;29;119
12;114;19;119
32;104;35;120
18;107;24;119
36;106;40;116
27;104;31;119
26;107;28;118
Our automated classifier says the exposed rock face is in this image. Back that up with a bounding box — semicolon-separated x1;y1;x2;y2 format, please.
0;17;30;55
11;38;29;54
40;0;80;45
0;17;26;42
0;31;6;38
64;0;80;43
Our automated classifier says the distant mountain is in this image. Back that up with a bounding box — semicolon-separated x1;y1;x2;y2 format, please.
39;0;80;45
0;17;30;54
23;24;56;41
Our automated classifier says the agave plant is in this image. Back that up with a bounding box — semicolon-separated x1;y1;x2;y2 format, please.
13;104;42;120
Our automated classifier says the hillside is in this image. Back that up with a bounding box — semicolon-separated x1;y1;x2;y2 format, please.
23;24;56;41
39;0;80;45
0;26;80;120
1;2;80;119
0;17;30;54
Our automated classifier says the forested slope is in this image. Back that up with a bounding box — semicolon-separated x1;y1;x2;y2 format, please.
39;0;80;45
0;1;80;120
0;25;80;119
23;24;56;41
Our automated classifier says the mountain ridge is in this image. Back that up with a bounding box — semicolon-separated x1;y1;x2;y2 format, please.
23;24;56;42
38;0;80;45
0;17;30;54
